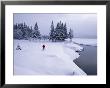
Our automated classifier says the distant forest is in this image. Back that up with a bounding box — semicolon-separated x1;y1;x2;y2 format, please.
14;21;74;41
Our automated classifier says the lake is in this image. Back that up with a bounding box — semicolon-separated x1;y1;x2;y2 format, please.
74;45;97;75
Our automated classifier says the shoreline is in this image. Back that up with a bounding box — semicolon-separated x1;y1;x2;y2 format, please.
73;44;97;75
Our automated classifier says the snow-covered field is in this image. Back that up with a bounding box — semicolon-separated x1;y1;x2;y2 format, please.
14;40;87;75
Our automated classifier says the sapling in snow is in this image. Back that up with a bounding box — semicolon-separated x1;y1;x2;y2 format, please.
16;44;21;50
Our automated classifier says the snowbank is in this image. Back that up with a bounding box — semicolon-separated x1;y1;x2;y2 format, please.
65;42;84;52
65;38;97;46
14;40;87;75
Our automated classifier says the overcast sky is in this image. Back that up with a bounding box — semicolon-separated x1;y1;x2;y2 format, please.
14;13;97;38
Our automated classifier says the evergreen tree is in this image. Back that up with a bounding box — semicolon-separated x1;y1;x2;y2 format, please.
68;28;74;41
29;26;33;38
63;23;68;39
21;23;27;39
55;22;62;40
14;23;24;39
14;23;18;29
32;22;41;39
50;21;55;41
34;22;39;30
25;26;32;39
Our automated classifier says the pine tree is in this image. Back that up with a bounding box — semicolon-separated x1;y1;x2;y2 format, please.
14;23;24;39
21;23;27;39
55;22;60;40
16;44;21;50
25;26;31;39
63;23;68;39
14;23;17;29
68;28;74;41
32;22;41;39
29;26;33;38
34;22;39;30
50;21;55;41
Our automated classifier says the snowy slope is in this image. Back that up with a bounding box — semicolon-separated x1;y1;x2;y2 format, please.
14;40;87;75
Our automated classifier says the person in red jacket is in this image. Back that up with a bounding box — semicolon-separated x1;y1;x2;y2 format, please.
42;45;45;50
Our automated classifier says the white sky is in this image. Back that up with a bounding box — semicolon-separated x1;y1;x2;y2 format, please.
14;13;97;38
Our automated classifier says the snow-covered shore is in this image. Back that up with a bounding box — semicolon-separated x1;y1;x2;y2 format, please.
65;38;97;47
14;40;87;75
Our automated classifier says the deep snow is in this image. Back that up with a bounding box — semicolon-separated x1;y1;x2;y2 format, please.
14;40;87;75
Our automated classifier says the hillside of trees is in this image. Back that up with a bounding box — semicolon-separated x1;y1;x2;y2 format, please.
13;21;73;41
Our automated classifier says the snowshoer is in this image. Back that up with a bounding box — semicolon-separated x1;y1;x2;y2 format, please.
42;45;45;50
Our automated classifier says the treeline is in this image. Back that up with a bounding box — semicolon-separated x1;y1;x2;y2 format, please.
13;21;73;41
14;22;41;40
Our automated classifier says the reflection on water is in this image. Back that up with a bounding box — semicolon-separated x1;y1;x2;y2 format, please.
74;45;97;75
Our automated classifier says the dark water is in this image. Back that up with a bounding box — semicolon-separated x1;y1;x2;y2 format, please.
74;45;97;75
